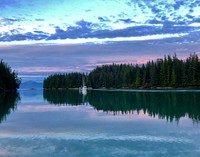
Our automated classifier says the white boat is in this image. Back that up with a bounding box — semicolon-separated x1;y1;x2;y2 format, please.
79;77;87;95
81;85;87;95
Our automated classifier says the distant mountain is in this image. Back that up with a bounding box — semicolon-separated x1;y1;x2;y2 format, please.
20;81;43;89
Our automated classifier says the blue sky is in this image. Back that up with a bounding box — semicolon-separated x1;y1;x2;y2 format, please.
0;0;200;82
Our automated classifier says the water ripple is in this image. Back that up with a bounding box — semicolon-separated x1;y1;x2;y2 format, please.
0;133;191;144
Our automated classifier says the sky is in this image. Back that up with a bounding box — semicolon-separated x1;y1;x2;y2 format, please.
0;0;200;82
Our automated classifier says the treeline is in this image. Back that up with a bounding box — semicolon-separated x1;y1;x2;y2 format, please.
0;60;21;91
44;54;200;89
89;53;200;88
43;72;85;89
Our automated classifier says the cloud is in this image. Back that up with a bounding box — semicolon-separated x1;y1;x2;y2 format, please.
1;17;199;43
0;39;200;83
0;0;200;44
0;33;191;46
98;17;110;22
0;0;19;8
18;67;68;73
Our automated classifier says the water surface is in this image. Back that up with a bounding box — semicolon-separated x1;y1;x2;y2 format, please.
0;90;200;157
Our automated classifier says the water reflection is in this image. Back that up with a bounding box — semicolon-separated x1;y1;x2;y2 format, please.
43;90;85;105
43;90;200;122
0;92;20;123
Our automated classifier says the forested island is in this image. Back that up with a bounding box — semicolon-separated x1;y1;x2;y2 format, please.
0;60;21;91
43;54;200;89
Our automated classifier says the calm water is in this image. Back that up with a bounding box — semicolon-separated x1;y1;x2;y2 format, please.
0;90;200;157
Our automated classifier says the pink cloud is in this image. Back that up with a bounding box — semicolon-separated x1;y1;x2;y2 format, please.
17;67;81;73
84;56;154;67
0;149;13;156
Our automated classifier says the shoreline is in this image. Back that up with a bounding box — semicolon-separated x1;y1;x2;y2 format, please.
42;86;200;92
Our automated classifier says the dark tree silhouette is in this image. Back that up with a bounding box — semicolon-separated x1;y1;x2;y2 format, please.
0;60;21;91
43;73;86;89
89;53;200;88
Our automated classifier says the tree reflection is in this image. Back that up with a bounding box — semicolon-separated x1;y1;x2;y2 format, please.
43;89;200;122
43;90;86;106
0;92;20;123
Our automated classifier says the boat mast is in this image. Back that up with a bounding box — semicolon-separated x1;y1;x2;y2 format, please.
82;76;85;87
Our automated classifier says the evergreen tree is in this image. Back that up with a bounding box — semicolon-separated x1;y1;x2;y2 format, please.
135;65;141;87
0;60;20;91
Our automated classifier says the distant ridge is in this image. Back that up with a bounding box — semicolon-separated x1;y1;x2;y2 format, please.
20;81;43;89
